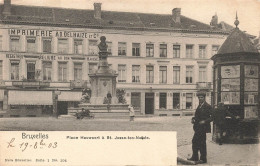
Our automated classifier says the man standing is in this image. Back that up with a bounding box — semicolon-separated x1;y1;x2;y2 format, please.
188;91;213;164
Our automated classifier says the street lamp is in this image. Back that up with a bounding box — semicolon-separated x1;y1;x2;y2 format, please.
54;89;61;118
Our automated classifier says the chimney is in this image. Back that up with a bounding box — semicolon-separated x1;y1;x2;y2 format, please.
94;3;102;19
3;0;11;16
172;8;181;23
210;14;218;26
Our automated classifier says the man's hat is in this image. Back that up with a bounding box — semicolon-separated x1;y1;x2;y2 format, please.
196;91;206;97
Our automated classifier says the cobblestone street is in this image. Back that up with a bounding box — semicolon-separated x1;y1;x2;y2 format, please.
0;116;259;165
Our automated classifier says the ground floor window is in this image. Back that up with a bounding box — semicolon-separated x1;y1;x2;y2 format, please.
0;101;3;111
173;93;180;109
186;93;193;109
131;92;141;110
159;93;167;109
42;105;53;115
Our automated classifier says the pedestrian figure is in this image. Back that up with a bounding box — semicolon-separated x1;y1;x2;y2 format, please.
187;91;213;164
213;102;240;145
103;96;111;112
128;104;135;121
107;91;112;104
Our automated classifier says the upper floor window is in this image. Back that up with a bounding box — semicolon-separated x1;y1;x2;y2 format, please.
0;36;2;51
132;65;140;83
199;66;207;82
146;65;154;83
74;39;83;54
27;37;36;52
212;45;219;56
89;40;98;55
173;66;180;84
42;38;52;53
186;45;193;58
43;62;52;81
107;42;112;55
74;63;82;80
118;64;126;82
159;66;167;84
132;43;140;56
160;44;167;57
27;62;36;81
10;61;19;80
58;39;68;54
173;45;180;58
199;45;207;58
118;42;126;56
58;62;67;82
10;36;20;52
146;43;154;57
186;66;193;83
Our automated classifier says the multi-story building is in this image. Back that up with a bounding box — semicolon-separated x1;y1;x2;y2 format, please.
0;0;230;117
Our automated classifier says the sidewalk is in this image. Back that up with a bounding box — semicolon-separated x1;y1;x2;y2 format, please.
178;138;260;165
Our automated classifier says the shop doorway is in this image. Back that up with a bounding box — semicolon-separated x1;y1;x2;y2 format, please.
145;93;154;114
57;101;68;115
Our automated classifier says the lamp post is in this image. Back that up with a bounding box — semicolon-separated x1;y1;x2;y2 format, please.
54;89;61;118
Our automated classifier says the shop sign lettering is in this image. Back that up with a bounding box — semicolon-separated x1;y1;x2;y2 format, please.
9;29;100;39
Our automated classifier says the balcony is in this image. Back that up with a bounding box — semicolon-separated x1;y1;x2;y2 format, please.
196;82;212;91
70;80;89;89
12;81;50;88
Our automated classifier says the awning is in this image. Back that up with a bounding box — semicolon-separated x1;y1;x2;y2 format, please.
8;91;53;105
58;91;82;101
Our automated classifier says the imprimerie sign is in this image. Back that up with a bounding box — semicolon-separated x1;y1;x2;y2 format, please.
9;29;100;39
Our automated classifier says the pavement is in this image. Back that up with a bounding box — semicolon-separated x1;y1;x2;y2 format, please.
0;116;259;165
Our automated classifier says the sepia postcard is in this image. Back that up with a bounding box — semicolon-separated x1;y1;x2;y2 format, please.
0;0;259;165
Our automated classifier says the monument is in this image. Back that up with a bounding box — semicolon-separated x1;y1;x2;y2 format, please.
76;36;129;118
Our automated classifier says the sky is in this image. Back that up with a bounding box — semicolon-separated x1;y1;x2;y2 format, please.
2;0;260;37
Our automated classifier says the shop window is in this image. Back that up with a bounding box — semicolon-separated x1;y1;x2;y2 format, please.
27;62;35;80
27;37;36;52
58;62;67;82
173;45;180;58
173;66;180;84
160;44;167;57
0;101;3;111
186;66;193;83
159;66;167;84
146;43;154;57
118;64;126;82
173;93;180;109
146;65;154;83
74;63;82;80
88;63;98;74
0;36;2;51
74;39;83;54
88;40;98;55
10;36;20;52
10;61;19;80
199;66;207;82
42;38;52;53
58;38;68;54
132;43;140;56
42;62;52;81
186;45;193;58
199;45;207;58
131;92;141;110
132;65;140;83
186;93;193;109
159;93;167;109
118;42;126;56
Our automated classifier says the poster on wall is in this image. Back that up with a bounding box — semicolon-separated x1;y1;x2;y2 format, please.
245;65;259;78
221;79;240;91
244;92;258;104
245;79;258;91
221;65;240;78
221;92;240;104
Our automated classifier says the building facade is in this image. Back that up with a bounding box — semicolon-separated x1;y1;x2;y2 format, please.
0;0;230;117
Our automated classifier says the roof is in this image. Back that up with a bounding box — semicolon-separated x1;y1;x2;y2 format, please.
217;27;258;54
0;4;228;34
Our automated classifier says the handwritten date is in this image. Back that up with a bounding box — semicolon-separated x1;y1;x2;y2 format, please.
7;138;57;152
